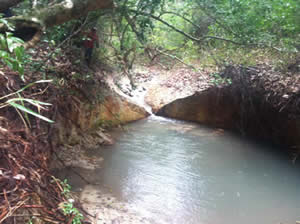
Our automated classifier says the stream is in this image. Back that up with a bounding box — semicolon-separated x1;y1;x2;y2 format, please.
63;115;300;224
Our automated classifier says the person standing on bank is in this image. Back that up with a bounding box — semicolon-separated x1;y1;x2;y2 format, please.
83;27;99;65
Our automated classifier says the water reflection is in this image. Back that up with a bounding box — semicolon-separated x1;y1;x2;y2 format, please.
96;115;300;224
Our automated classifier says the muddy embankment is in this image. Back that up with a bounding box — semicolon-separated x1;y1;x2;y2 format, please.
54;73;149;144
156;65;300;151
51;71;153;224
52;71;150;168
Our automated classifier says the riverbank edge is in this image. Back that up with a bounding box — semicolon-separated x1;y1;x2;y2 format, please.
157;64;300;154
0;43;150;223
49;71;153;223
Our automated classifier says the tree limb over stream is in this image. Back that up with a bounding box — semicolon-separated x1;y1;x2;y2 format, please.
129;9;244;46
0;0;114;47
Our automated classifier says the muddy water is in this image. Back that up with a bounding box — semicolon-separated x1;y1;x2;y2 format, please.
73;116;300;223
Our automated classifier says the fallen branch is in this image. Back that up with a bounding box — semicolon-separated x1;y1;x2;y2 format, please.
155;48;198;70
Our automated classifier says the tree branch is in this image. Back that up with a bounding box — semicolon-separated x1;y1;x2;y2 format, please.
159;11;202;31
155;48;197;70
195;3;239;37
123;12;144;44
129;9;244;46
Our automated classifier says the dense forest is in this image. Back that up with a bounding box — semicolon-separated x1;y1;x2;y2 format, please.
0;0;299;223
1;0;299;76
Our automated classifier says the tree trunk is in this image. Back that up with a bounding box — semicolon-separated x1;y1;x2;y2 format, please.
1;0;113;46
33;0;114;28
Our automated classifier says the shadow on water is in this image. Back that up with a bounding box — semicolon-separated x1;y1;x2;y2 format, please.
59;115;300;224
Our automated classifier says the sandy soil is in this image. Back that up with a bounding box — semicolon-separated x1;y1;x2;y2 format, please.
53;133;158;224
79;185;157;224
132;66;213;112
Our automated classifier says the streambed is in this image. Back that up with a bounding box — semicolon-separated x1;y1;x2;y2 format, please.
62;115;300;224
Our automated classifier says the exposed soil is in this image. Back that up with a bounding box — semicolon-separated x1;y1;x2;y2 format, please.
130;65;212;113
141;62;300;115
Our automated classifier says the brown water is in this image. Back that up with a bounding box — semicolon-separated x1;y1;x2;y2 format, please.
67;115;300;223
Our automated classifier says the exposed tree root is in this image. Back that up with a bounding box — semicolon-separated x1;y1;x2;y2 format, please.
0;116;71;223
218;64;300;148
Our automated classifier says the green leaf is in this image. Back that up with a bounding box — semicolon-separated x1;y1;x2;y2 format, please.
12;60;18;71
4;59;13;69
14;47;25;61
18;66;24;80
0;18;14;31
0;34;7;49
10;37;24;44
7;98;52;106
5;34;24;52
0;80;52;100
9;102;54;123
0;50;9;58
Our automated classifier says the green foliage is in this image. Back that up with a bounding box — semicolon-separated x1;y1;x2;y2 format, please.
0;16;14;30
197;0;300;49
0;17;54;125
116;0;167;39
210;72;232;86
124;0;299;68
46;22;73;44
8;100;53;123
0;80;54;125
61;201;83;224
60;179;72;197
98;12;140;70
151;13;186;50
56;179;84;224
13;0;50;14
0;32;26;81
